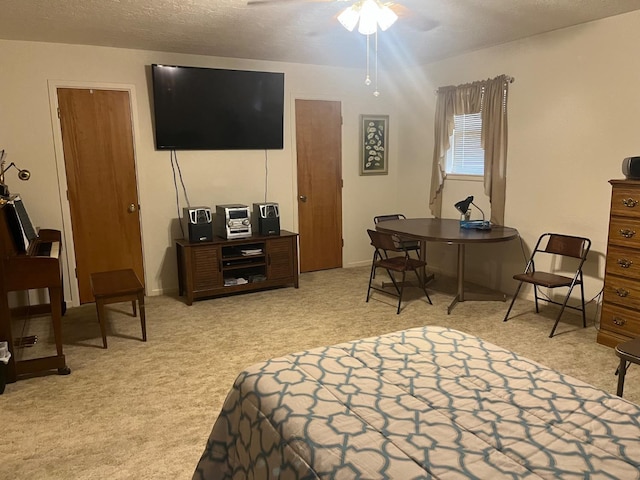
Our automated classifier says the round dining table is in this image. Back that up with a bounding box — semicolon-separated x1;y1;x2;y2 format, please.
376;218;520;313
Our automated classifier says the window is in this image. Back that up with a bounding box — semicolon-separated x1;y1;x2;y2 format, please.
445;113;484;176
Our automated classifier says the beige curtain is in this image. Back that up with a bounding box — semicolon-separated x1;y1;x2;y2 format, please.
481;75;510;225
428;75;511;225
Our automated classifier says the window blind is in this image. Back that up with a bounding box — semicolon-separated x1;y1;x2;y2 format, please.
446;113;484;176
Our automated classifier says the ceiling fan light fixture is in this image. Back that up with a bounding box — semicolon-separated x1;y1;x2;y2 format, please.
337;6;360;32
340;0;398;35
357;0;380;35
337;0;398;97
377;5;398;31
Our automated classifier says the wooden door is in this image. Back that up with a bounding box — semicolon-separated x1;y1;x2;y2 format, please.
295;99;343;272
57;88;144;304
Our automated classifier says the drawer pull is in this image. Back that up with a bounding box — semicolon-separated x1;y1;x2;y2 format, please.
619;229;636;238
622;198;639;208
613;317;627;327
618;258;633;268
616;288;630;297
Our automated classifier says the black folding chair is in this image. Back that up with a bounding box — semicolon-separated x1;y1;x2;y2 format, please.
366;229;432;314
503;233;591;337
373;214;420;258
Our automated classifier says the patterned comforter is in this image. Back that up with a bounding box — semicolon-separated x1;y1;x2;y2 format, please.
193;326;640;479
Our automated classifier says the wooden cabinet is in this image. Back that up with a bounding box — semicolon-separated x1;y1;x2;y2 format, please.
599;179;640;347
176;230;299;305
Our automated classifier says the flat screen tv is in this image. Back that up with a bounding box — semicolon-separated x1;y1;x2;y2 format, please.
151;64;284;150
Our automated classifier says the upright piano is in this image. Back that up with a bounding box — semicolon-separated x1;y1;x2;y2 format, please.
0;195;70;383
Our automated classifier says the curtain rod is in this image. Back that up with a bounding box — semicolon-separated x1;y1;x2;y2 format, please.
435;74;514;94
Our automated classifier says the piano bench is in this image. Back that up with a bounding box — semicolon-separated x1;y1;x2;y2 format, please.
90;269;147;349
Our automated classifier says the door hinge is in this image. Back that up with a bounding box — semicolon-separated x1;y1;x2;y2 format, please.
342;238;344;247
74;267;78;278
57;107;61;119
341;179;344;188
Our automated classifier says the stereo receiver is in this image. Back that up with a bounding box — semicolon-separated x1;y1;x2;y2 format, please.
214;204;252;239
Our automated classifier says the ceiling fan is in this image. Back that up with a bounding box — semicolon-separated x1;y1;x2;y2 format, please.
246;0;436;96
246;0;437;34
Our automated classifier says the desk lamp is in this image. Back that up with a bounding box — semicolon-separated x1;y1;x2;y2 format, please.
0;150;31;198
454;195;491;230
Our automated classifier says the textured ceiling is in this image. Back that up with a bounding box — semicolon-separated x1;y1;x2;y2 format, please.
1;0;640;68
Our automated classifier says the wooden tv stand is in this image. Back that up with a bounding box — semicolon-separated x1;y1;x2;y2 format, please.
176;230;299;305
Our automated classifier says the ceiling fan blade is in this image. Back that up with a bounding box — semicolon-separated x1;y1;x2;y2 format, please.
387;3;438;32
307;19;342;37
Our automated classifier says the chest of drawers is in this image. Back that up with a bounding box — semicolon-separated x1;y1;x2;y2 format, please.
598;179;640;347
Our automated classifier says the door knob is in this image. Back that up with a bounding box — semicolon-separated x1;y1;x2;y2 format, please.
128;203;136;213
299;195;307;202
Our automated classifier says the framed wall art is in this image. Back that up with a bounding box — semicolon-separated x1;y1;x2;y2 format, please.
359;114;389;176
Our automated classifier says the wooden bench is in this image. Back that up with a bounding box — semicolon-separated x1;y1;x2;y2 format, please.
90;269;146;349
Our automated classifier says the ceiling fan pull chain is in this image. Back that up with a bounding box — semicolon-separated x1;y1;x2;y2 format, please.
365;33;371;86
374;29;380;97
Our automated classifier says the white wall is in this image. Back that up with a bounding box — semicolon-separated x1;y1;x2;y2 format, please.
0;40;402;303
394;10;640;306
3;8;640;307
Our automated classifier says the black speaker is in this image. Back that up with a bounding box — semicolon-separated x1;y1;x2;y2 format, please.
187;222;213;243
623;157;640;179
183;206;213;242
253;202;280;236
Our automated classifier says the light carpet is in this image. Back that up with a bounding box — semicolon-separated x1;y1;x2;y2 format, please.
1;266;637;480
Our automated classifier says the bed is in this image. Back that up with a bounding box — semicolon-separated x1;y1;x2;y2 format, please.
192;326;640;479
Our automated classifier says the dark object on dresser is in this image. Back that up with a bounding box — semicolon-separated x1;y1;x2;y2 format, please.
622;156;640;179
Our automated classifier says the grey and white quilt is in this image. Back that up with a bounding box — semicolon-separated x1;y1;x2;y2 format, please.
193;326;640;479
